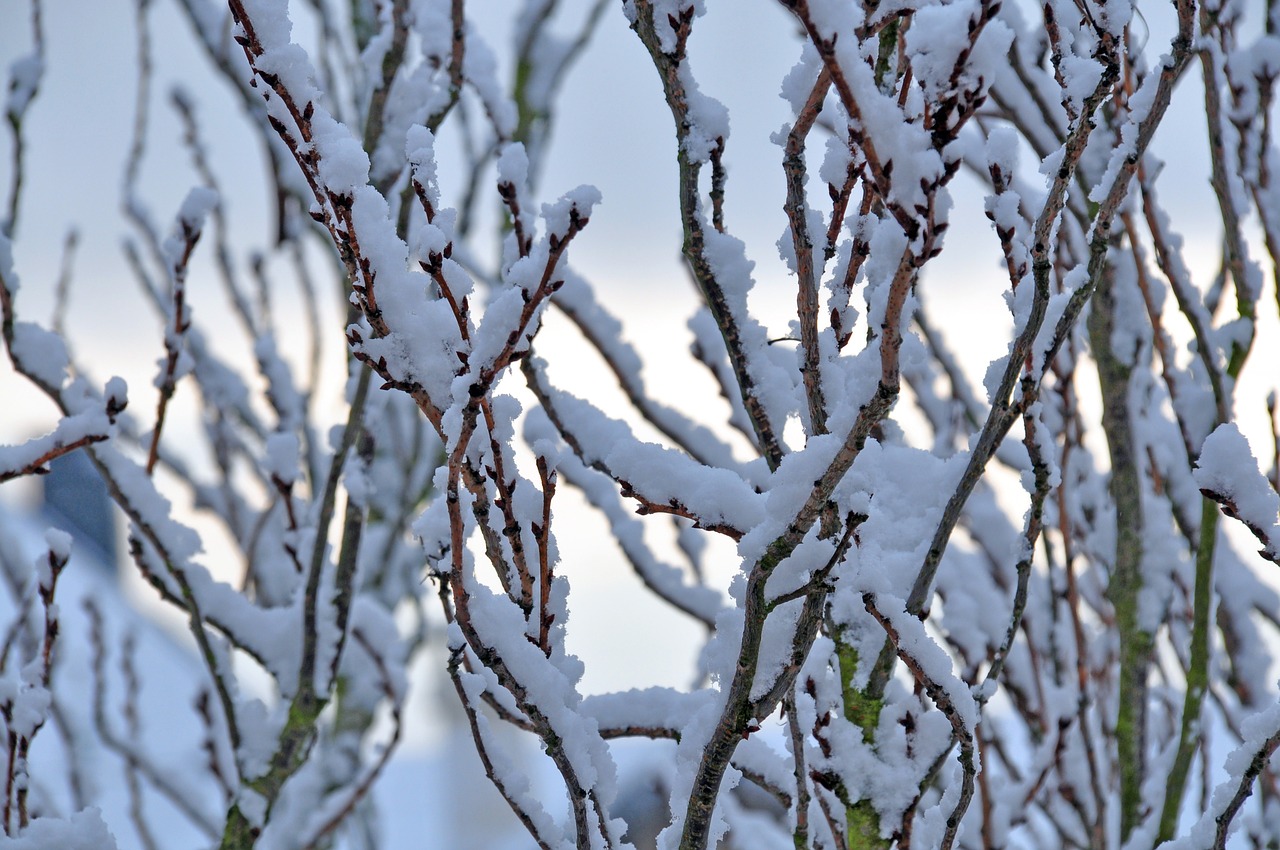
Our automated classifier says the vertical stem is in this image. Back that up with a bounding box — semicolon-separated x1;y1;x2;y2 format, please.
783;69;832;439
1087;263;1149;842
837;640;889;850
785;690;812;849
1158;498;1219;840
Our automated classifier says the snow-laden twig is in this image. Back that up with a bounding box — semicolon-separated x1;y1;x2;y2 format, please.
863;593;979;850
85;600;221;838
1160;700;1280;850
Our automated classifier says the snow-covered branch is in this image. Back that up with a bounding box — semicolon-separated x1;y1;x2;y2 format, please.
2;0;1279;848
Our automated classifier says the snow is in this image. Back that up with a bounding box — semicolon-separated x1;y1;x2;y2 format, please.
239;0;293;50
532;371;766;535
9;0;1280;847
1089;61;1161;205
5;53;43;118
1194;423;1280;561
236;787;269;832
532;419;727;625
828;31;944;232
3;807;118;849
92;448;202;565
104;377;128;414
1097;0;1134;35
628;0;704;53
1059;54;1105;116
986;125;1020;177
1213;317;1255;361
408;0;453;62
43;527;73;562
10;322;69;390
833;441;964;593
906;1;981;100
460;573;623;839
803;0;862;41
553;271;749;477
779;46;825;114
610;437;764;532
0;503;227;848
176;186;218;232
861;219;911;336
686;307;758;442
451;656;566;846
749;595;808;702
235;698;285;781
582;687;710;734
654;688;730;849
345;186;465;407
264;431;300;485
819;130;853;188
460;27;517;137
254;334;304;431
699;228;800;436
312;113;371;196
678;62;730;163
1162;700;1280;850
404;124;439;201
6;677;50;739
1037;144;1066;188
495;141;530;189
0;410;112;481
345;596;409;703
542;185;602;242
1029;281;1076;378
255;40;321;118
870;595;977;730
